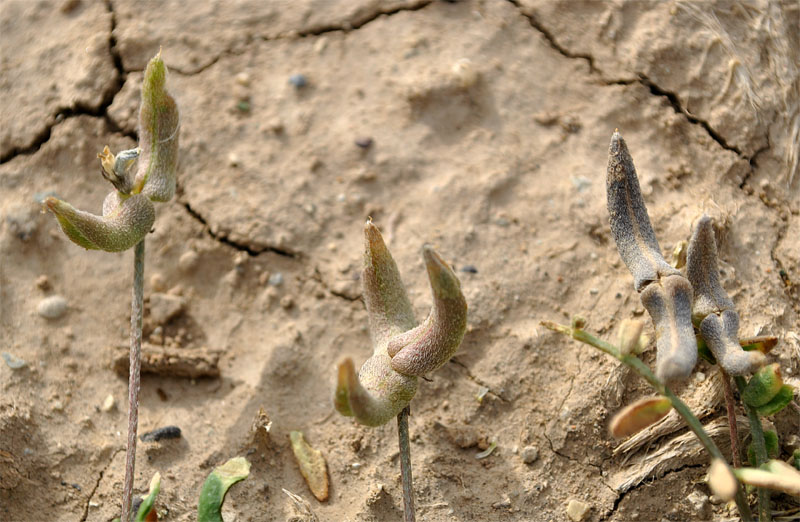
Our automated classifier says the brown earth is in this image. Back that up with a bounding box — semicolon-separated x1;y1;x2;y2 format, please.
1;1;799;521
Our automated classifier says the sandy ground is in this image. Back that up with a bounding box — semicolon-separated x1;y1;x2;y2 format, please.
1;1;799;521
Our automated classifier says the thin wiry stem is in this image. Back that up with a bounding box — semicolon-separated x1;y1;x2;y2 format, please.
122;240;145;522
541;320;753;522
720;369;742;468
735;376;771;522
398;406;416;522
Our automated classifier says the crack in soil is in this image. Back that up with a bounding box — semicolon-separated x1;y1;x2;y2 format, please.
506;0;758;162
80;447;124;522
180;199;296;258
295;0;433;38
0;0;127;165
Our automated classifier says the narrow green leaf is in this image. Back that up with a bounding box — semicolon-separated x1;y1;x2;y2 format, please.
134;472;161;522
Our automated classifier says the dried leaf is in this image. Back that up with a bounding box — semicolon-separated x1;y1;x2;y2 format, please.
290;431;329;502
609;396;672;439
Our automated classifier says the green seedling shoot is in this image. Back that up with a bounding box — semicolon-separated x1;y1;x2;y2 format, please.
42;51;179;522
198;457;251;522
334;220;468;522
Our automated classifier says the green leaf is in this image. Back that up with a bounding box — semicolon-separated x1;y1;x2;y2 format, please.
197;457;250;522
755;384;795;416
134;472;161;522
741;363;783;408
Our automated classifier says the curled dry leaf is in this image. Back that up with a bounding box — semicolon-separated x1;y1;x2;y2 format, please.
609;396;672;439
290;431;329;502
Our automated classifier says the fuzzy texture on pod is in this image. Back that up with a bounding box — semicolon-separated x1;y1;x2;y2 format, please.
334;221;467;427
134;53;180;202
606;131;680;292
640;274;697;381
44;194;155;252
687;216;765;375
44;52;179;253
606;132;697;382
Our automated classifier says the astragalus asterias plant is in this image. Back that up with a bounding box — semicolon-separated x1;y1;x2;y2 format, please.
334;220;467;521
543;131;798;522
43;51;179;522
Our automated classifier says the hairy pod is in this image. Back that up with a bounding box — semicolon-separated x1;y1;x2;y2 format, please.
606;131;679;291
640;275;697;381
607;132;697;381
44;193;155;252
334;221;467;427
699;311;765;375
687;216;765;375
134;52;180;202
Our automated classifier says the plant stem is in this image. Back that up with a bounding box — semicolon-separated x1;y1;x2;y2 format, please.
541;321;753;522
721;369;742;468
122;240;145;522
735;376;771;522
397;406;416;522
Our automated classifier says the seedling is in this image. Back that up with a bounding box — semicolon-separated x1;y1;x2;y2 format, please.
43;51;179;522
543;131;796;522
120;457;251;522
334;221;467;521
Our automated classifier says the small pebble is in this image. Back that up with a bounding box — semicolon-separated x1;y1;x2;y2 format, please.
150;273;166;292
37;295;68;319
2;352;27;370
268;272;284;286
228;152;240;167
280;295;294;309
140;426;182;442
460;265;478;274
566;499;590;521
589;288;599;295
35;275;51;290
101;394;115;412
178;251;199;272
521;445;539;464
235;72;251;86
355;137;374;149
288;73;308;88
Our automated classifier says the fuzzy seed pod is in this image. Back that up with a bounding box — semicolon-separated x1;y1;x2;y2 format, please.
44;193;155;252
134;52;180;202
334;221;468;427
687;215;765;375
607;131;680;292
606;131;697;382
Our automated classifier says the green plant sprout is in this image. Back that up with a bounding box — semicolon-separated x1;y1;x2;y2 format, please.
43;51;179;522
334;220;468;522
543;131;797;522
116;457;250;522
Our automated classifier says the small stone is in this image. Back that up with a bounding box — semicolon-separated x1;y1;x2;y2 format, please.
148;293;186;324
268;272;284;286
460;265;478;274
150;273;167;292
35;275;51;291
101;394;115;412
451;58;479;88
355;137;374;149
521;445;539;464
235;72;251;86
566;499;590;521
288;74;308;88
2;352;27;370
178;250;199;272
589;288;599;295
37;295;68;319
228;152;240;167
280;295;294;309
258;271;271;285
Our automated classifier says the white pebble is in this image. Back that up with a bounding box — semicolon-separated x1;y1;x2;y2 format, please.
101;395;115;412
37;295;68;319
566;499;590;521
178;250;199;272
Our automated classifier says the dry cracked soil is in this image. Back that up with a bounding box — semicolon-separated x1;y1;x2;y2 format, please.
1;0;799;521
